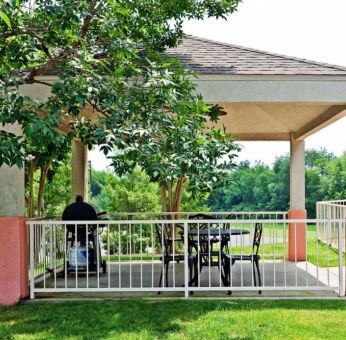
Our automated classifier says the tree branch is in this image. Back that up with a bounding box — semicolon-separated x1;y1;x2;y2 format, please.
1;28;52;59
5;1;101;87
79;0;101;39
33;79;52;87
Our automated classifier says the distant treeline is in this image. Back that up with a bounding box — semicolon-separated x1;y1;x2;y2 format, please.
207;149;346;217
78;149;346;219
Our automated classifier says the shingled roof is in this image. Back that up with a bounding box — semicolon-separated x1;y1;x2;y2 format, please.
163;35;346;75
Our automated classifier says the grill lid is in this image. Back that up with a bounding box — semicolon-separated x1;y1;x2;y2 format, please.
62;195;99;220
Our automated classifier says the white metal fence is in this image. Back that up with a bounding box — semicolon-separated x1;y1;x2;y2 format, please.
27;216;345;299
316;200;346;252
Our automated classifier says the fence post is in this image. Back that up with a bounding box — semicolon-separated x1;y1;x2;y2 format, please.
338;221;344;297
29;223;35;299
184;221;189;298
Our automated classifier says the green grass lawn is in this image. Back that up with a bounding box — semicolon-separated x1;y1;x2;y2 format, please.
1;300;346;339
103;239;340;267
229;239;340;267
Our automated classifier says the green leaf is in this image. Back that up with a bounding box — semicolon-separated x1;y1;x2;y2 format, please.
0;10;11;29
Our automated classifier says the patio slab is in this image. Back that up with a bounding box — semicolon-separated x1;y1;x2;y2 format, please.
34;260;339;299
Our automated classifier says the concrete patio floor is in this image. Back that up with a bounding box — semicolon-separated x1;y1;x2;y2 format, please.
34;260;340;299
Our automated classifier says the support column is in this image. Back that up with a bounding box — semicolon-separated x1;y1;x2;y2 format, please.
71;138;89;202
288;135;307;261
0;124;28;306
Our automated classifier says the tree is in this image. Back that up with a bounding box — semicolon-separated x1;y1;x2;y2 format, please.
43;154;72;217
89;168;108;198
0;0;241;167
95;167;161;214
24;115;71;217
109;66;240;214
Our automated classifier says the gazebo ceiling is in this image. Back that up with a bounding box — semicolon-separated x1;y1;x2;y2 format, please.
164;36;346;141
210;103;346;141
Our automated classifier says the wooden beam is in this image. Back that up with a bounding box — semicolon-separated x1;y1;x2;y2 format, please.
231;132;290;141
294;105;346;141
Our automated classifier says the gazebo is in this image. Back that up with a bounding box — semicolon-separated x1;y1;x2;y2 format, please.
1;35;346;305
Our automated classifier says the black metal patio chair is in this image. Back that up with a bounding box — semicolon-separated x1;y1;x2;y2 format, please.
221;222;263;294
188;214;228;286
155;223;197;292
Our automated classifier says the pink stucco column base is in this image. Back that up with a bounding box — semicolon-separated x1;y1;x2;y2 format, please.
0;217;28;305
288;209;307;261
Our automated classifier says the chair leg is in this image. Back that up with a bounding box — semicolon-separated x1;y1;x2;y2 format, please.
158;267;163;294
252;260;257;287
165;261;169;287
194;258;199;287
255;259;262;294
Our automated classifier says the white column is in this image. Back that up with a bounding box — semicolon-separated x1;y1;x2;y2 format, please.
0;124;25;216
71;139;88;202
0;124;28;305
290;135;305;210
288;134;307;261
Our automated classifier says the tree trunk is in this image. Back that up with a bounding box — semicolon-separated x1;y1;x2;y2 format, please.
173;177;185;214
167;179;173;218
37;160;52;217
160;184;167;213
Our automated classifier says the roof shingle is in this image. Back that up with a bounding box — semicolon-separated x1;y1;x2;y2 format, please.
163;35;346;75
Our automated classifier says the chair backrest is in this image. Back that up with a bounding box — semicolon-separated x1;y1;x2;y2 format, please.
155;222;176;256
189;213;219;230
252;223;263;256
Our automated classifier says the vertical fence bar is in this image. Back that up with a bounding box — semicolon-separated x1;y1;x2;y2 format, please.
161;222;165;288
54;224;57;289
140;224;143;289
97;224;100;289
208;223;211;288
172;222;175;288
305;223;308;287
326;219;330;287
129;223;132;289
184;221;189;298
75;223;77;289
86;225;89;289
316;220;319;285
64;224;67;288
295;223;298;287
118;224;121;288
219;223;221;287
108;224;110;288
240;226;243;288
198;222;200;287
43;224;46;289
151;223;154;288
229;226;232;289
338;221;344;297
49;225;53;270
261;219;265;288
273;219;276;287
283;218;287;288
29;223;34;299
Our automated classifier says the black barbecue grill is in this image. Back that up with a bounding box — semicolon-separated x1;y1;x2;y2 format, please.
62;195;107;274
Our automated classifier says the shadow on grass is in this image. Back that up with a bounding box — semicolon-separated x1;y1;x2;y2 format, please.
0;299;345;339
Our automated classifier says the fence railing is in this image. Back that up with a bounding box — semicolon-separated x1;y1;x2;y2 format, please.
27;217;345;299
316;200;346;252
28;211;287;279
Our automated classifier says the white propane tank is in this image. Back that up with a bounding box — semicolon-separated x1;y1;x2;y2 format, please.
69;243;88;268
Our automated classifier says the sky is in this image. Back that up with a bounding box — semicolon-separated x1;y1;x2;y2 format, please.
90;0;346;170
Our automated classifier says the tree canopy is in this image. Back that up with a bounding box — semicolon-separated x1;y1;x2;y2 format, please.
0;0;241;166
207;149;346;217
